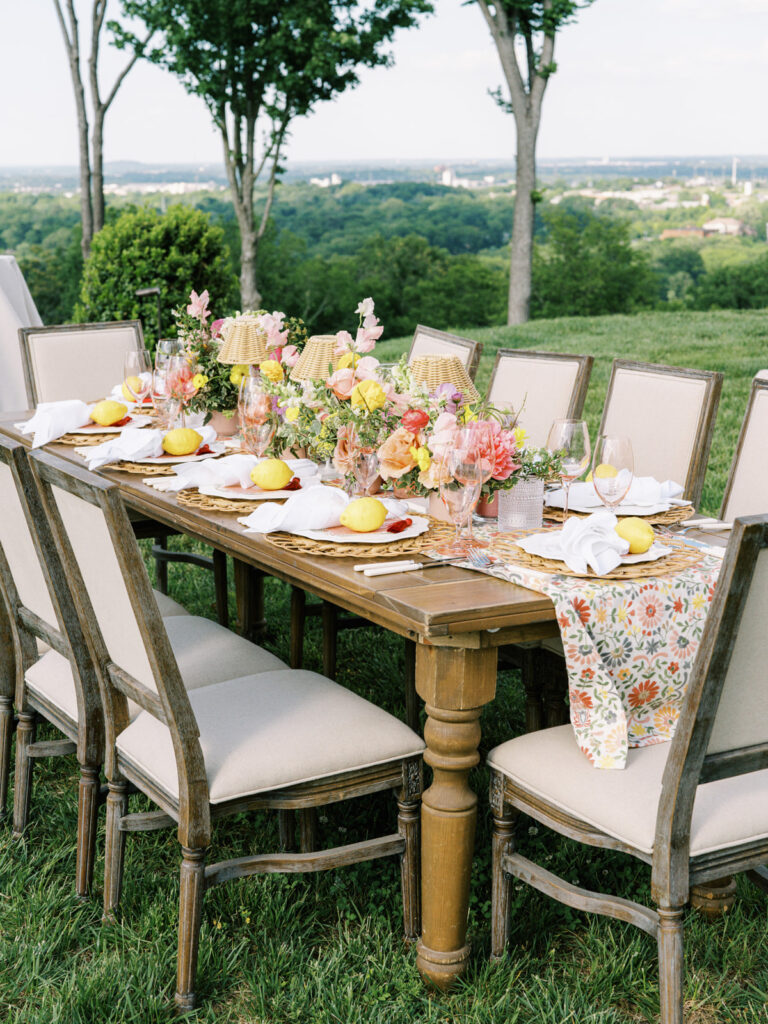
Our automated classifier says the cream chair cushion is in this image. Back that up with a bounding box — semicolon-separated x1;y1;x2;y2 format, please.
489;355;583;448
23;325;141;404
488;725;768;858
721;383;768;522
117;670;425;804
26;648;81;723
153;592;190;618
410;329;474;370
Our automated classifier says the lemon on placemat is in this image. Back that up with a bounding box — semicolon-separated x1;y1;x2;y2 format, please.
121;376;143;401
162;428;202;456
615;517;654;554
250;458;293;491
340;497;388;533
586;463;618;483
90;400;128;426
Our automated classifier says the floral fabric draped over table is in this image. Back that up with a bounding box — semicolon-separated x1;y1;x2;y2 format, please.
467;548;723;769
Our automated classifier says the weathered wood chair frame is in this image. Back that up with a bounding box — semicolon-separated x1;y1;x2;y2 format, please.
0;436;104;895
487;348;593;447
18;319;229;624
490;514;768;1024
719;371;768;523
407;324;483;380
30;448;423;1012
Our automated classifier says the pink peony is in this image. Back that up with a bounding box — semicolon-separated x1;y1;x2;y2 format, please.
427;412;458;460
377;427;418;481
487;424;521;481
326;368;356;400
402;409;430;433
210;317;224;338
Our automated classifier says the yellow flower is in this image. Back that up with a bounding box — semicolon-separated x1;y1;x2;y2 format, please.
337;352;360;370
229;364;248;386
259;359;284;382
512;426;527;447
285;406;299;423
410;445;431;472
191;373;208;390
460;405;477;424
351;378;386;412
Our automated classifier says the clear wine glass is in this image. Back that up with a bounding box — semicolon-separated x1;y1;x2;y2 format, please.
123;350;152;406
155;337;183;370
167;354;197;428
353;450;380;496
457;422;495;548
546;419;591;521
592;436;634;513
239;376;276;457
151;368;180;429
434;449;484;557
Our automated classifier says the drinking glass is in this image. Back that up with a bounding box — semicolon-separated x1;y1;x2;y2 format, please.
592;436;634;513
155;337;183;370
353;450;380;496
123;350;152;406
167;355;197;427
239;377;275;457
458;422;495;547
151;368;180;429
546;419;591;521
434;449;484;557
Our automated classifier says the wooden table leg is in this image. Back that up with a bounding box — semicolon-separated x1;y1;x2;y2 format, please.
233;560;266;643
414;643;497;990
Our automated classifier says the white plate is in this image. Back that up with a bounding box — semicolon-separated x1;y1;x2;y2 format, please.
129;441;226;464
517;533;672;566
289;514;430;544
67;413;153;434
200;482;305;501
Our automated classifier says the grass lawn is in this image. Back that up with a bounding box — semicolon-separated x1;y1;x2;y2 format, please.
2;310;768;1022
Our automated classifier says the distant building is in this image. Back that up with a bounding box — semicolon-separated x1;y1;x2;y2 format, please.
309;173;341;188
660;227;705;240
702;217;755;237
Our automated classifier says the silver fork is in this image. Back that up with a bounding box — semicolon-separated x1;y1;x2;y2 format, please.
466;546;493;569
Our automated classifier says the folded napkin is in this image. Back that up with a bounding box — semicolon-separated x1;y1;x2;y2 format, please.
548;476;684;510
160;455;320;493
517;512;630;575
240;486;409;534
83;424;218;471
16;400;94;448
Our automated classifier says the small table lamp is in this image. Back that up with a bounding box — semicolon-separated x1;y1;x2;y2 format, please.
290;335;340;382
408;353;480;403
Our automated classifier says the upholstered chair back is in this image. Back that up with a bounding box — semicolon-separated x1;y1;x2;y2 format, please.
19;321;144;405
600;360;722;508
408;325;482;378
487;349;593;447
720;373;768;523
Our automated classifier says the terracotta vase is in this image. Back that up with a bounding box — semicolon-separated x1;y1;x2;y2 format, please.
393;482;416;499
476;493;498;519
207;409;239;438
427;491;452;523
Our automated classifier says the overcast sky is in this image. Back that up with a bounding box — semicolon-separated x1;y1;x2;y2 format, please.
1;0;766;167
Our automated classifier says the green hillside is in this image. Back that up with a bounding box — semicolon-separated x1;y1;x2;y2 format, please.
377;309;768;516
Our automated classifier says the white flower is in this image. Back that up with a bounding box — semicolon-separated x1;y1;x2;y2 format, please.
355;297;375;318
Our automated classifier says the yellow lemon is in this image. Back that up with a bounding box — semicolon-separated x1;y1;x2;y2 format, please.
162;428;202;456
91;400;128;426
615;517;655;555
121;376;143;401
250;458;293;491
586;463;619;483
340;497;388;533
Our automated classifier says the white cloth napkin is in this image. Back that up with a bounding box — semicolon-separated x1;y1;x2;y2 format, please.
83;424;218;471
16;400;93;448
240;486;409;534
548;476;684;510
517;512;630;575
161;456;320;493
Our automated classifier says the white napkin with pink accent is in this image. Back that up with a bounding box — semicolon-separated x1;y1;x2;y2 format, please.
239;486;409;534
16;400;93;448
161;455;319;492
516;512;630;576
82;424;218;470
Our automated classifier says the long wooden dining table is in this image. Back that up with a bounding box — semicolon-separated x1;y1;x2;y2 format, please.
1;414;565;989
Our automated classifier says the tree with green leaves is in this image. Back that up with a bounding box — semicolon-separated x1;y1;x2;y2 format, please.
476;0;595;324
114;0;432;310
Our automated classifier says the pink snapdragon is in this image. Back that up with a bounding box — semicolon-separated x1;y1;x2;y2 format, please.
281;344;299;367
187;289;210;322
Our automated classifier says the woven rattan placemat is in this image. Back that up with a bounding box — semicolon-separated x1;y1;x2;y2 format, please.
108;461;177;476
543;503;695;526
176;490;264;514
491;530;704;580
263;517;456;558
59;432;114;446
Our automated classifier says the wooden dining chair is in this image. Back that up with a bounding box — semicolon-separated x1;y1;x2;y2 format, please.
488;514;768;1024
407;325;483;380
720;371;768;522
18;319;229;624
30;448;425;1012
487;349;593;447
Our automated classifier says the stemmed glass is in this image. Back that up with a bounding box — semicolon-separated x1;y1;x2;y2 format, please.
546;419;591;521
353;450;380;496
434;448;485;557
459;421;495;548
150;367;180;429
167;354;197;428
123;350;152;407
592;436;634;513
239;376;275;457
155;337;183;370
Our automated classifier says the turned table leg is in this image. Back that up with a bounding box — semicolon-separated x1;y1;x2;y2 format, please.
414;643;497;990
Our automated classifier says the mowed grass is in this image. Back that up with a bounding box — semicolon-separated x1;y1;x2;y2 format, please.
2;309;768;1022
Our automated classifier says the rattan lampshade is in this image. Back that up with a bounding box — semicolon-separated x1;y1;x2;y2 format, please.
290;335;339;382
217;318;272;365
409;354;480;402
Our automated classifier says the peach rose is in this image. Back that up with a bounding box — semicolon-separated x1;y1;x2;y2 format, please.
377;427;418;481
326;367;355;400
333;424;361;475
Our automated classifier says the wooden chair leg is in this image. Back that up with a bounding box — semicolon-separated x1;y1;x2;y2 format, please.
155;535;169;595
103;780;129;920
404;639;418;732
0;696;14;821
398;793;421;943
321;601;338;678
212;549;228;628
278;809;295;851
657;905;685;1024
289;586;306;669
521;648;545;733
490;774;516;960
75;764;101;898
298;808;318;853
175;846;206;1013
12;711;36;837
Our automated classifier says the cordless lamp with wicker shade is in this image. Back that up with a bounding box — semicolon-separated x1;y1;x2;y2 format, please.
409;353;480;403
290;335;340;382
216;317;273;366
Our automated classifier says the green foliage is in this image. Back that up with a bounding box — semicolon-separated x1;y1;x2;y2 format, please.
74;205;237;346
531;207;655;318
693;252;768;311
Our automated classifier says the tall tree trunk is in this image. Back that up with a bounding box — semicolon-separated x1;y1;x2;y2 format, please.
509;117;537;325
92;111;106;234
238;216;262;310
